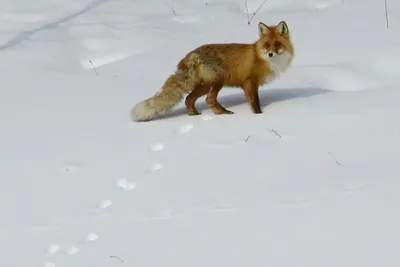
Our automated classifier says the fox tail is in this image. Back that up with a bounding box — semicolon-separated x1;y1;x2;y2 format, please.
131;55;201;122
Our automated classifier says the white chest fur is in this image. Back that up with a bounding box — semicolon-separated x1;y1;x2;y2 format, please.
259;50;293;85
269;51;293;74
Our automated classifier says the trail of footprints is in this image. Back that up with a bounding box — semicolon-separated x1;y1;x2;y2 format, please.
44;232;99;266
43;120;199;267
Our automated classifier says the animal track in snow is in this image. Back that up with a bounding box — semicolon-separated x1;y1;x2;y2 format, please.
148;163;163;173
65;245;79;255
97;199;113;209
91;199;113;215
84;232;99;243
176;124;194;135
76;232;100;244
46;244;60;254
150;142;165;152
116;178;136;191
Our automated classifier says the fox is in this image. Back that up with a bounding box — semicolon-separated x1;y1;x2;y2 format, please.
131;20;294;122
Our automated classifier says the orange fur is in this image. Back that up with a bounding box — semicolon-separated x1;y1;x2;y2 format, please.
131;21;294;122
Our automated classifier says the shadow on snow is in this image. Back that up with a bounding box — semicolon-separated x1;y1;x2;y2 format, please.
155;87;332;120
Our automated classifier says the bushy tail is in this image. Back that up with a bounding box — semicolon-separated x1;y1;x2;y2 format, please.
131;55;201;122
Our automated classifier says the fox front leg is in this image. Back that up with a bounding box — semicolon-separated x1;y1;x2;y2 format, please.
243;80;262;114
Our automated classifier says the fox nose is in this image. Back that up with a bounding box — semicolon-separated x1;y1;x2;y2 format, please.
268;52;274;57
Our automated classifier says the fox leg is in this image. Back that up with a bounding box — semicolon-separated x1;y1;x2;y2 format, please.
206;84;234;115
243;80;262;114
185;84;210;116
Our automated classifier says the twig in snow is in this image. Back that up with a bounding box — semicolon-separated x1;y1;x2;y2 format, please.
89;60;99;76
244;135;251;142
384;0;389;28
172;0;177;16
329;152;341;166
267;128;282;138
244;1;251;25
244;0;268;25
110;255;124;263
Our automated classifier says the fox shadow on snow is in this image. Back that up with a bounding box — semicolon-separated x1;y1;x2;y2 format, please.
157;87;331;119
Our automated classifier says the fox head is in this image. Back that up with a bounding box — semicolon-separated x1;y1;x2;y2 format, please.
256;21;294;72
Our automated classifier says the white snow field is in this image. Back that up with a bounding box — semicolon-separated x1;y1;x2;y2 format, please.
1;0;400;266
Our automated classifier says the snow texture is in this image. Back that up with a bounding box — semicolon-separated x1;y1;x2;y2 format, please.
1;0;400;266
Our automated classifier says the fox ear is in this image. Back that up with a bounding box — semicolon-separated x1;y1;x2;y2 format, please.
258;22;270;36
276;21;289;35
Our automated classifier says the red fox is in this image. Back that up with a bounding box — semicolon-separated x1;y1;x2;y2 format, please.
131;21;294;122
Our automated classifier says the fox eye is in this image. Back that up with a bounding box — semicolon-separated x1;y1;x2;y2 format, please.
274;41;281;46
265;42;270;47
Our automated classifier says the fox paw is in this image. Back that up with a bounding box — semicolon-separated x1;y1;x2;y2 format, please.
216;110;234;115
188;110;201;116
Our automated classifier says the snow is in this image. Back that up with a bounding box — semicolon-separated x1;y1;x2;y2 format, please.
1;0;400;266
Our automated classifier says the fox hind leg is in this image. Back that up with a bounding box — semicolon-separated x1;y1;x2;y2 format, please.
185;84;210;116
206;84;234;115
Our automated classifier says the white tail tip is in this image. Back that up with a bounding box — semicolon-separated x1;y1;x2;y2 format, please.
130;100;156;122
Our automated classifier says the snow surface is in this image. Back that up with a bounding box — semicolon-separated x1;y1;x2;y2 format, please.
1;0;400;266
